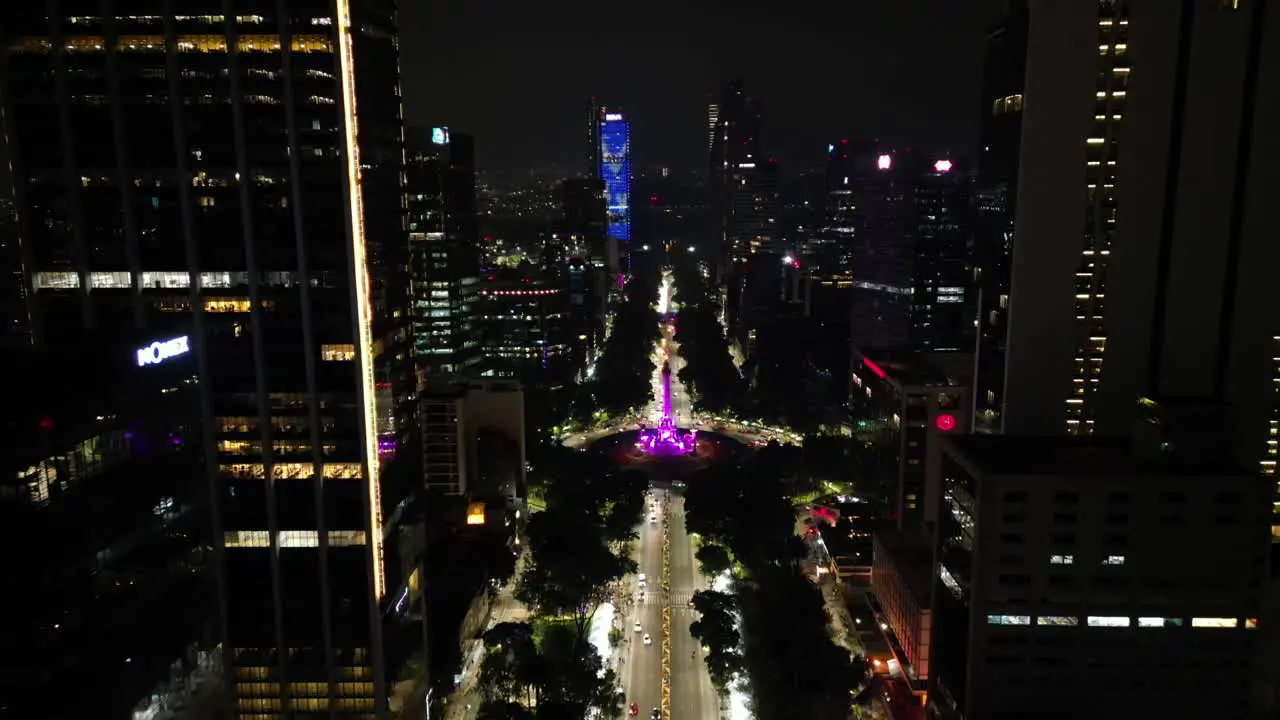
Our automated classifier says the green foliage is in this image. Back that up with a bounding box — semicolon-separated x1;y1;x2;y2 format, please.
583;272;661;415
668;258;746;414
740;566;860;720
694;542;734;577
514;505;635;639
683;444;855;718
689;590;744;693
477;620;623;718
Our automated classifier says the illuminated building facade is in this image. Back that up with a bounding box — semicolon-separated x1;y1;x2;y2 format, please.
2;4;423;717
932;422;1268;719
598;110;631;248
407;127;482;377
1002;0;1279;469
477;271;573;384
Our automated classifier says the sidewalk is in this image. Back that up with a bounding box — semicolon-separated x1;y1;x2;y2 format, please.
441;550;531;720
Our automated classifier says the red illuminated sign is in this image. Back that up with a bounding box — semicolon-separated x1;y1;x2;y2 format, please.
935;414;957;432
863;358;886;380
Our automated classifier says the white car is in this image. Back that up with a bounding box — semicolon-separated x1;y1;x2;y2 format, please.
643;633;652;646
634;622;642;633
638;573;646;584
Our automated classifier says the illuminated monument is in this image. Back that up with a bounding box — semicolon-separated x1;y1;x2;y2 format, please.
640;361;696;455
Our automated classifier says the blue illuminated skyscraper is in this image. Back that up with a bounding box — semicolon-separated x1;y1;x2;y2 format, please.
599;111;631;247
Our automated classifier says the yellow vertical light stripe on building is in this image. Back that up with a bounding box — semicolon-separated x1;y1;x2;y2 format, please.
335;0;386;601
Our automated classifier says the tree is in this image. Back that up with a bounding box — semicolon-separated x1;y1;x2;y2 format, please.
515;506;636;640
695;542;733;577
536;621;624;718
479;622;539;706
476;701;536;720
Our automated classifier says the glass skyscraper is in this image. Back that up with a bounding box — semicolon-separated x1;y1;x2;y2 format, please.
2;2;424;716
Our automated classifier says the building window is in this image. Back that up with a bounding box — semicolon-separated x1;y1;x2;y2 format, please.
141;271;190;288
89;271;131;288
1102;555;1125;565
1087;616;1130;628
1049;554;1074;565
987;615;1031;626
1137;617;1183;628
1245;618;1258;629
1191;617;1239;628
34;271;81;289
1036;616;1078;627
321;344;355;361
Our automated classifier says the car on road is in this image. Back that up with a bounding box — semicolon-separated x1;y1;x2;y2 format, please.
629;702;639;716
651;709;661;720
649;514;657;524
643;633;652;646
638;573;646;585
634;622;642;633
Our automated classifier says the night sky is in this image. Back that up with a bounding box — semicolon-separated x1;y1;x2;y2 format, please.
400;0;1010;173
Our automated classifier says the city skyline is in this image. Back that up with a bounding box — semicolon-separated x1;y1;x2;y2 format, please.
400;0;1009;171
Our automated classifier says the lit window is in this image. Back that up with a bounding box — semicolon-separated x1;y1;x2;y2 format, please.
321;344;355;361
1102;555;1125;565
225;530;270;548
141;271;189;289
1036;616;1078;626
1138;617;1183;628
1087;616;1130;627
34;271;81;289
1049;554;1074;565
205;298;252;313
1191;617;1238;628
323;463;362;479
987;615;1031;626
1245;618;1258;629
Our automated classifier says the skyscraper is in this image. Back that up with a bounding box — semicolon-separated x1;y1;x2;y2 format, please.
708;79;776;265
2;4;423;716
971;0;1029;433
598;110;631;252
407;126;482;377
999;0;1280;482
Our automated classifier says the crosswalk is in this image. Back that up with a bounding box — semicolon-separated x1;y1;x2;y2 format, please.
638;588;698;607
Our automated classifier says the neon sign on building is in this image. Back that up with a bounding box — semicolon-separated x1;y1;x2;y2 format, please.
599;113;631;244
136;336;190;367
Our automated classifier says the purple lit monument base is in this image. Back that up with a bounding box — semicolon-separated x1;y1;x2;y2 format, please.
638;361;696;456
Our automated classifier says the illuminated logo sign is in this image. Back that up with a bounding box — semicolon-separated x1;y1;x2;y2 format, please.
934;159;954;173
604;113;623;121
136;335;190;367
431;126;449;145
863;357;887;380
877;154;892;170
935;414;957;432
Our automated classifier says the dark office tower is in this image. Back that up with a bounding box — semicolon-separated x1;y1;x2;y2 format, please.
848;149;974;355
708;79;771;265
0;196;32;348
1001;1;1280;475
971;0;1029;434
560;177;607;266
911;157;973;352
2;4;422;717
848;148;914;351
407;126;481;377
585;96;603;181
